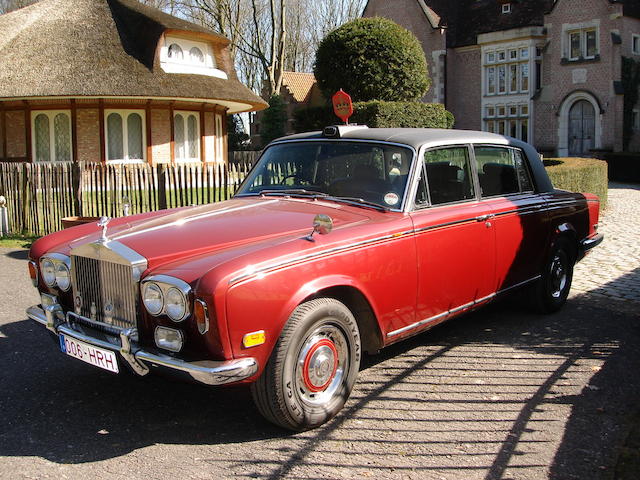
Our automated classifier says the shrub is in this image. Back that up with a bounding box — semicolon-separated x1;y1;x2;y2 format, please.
314;17;430;102
294;101;454;132
544;157;608;209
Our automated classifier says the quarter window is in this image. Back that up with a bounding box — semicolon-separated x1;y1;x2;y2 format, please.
418;147;475;206
32;111;72;162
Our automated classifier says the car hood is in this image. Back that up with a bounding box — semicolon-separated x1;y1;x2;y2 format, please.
65;197;372;272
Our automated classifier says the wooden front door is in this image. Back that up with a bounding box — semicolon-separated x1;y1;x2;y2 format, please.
568;100;595;156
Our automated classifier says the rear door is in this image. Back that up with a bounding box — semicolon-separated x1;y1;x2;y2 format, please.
474;145;550;292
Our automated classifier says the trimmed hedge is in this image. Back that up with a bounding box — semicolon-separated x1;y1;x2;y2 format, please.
544;157;608;209
294;101;454;133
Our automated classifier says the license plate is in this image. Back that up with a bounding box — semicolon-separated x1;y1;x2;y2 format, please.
59;334;119;373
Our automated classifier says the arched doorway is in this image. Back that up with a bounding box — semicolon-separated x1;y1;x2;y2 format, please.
557;91;601;157
568;100;595;156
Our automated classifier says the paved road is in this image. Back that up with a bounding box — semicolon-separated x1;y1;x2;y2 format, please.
0;184;638;480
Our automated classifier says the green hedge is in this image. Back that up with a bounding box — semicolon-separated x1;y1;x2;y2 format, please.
294;101;454;133
544;157;608;209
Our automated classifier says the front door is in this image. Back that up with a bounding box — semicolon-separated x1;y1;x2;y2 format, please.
568;100;595;156
397;145;495;341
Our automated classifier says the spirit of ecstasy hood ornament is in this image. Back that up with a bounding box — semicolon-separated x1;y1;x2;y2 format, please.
97;216;111;243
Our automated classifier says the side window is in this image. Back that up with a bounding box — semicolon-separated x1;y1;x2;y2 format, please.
422;147;475;205
475;146;520;197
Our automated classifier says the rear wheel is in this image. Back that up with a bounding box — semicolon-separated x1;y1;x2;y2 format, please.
251;298;361;431
530;238;575;313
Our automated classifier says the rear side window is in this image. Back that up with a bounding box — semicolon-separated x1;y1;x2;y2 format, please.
418;146;475;205
475;146;533;197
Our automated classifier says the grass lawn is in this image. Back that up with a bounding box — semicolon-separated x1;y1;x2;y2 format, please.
0;235;38;249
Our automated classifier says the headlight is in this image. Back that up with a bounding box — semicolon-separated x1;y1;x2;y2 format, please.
140;275;192;320
165;287;187;322
55;262;71;291
41;258;56;286
142;282;164;316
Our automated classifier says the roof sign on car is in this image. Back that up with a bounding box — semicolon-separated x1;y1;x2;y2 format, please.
332;89;353;124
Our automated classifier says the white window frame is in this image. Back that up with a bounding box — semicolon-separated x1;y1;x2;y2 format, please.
160;35;228;79
562;21;599;61
633;34;640;55
173;110;201;163
215;113;224;163
104;109;146;164
31;110;73;162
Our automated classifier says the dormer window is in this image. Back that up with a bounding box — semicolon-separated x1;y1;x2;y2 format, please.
168;43;184;61
160;35;228;79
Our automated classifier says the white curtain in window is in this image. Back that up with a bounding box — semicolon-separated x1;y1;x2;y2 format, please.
54;113;71;162
127;113;143;160
34;114;50;162
187;115;198;158
174;114;185;160
107;113;124;161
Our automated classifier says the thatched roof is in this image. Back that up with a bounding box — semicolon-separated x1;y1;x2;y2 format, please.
0;0;267;113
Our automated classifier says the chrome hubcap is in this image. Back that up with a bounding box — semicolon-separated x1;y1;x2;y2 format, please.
296;325;348;406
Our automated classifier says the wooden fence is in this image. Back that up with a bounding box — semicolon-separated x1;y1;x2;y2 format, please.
0;154;260;236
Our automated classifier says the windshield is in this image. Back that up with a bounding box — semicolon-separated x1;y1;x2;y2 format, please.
235;141;414;210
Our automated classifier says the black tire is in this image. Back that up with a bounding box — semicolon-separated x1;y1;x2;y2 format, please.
250;298;361;431
530;238;575;313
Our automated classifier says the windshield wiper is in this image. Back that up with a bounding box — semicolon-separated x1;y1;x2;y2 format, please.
324;196;390;212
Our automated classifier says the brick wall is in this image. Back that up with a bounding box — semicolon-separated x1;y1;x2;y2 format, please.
447;48;483;129
535;0;624;153
5;110;26;158
150;108;171;164
76;108;100;162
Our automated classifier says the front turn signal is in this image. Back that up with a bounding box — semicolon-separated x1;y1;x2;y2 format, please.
243;330;266;348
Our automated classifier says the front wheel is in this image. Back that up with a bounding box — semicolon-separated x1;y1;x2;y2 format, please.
250;298;361;431
530;238;575;313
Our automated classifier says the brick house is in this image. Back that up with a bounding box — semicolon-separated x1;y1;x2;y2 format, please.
250;71;324;146
363;0;640;156
0;0;266;165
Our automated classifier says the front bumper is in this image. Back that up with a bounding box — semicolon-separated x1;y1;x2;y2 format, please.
26;304;258;386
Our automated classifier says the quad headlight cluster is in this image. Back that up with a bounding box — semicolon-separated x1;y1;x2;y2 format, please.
39;254;71;292
141;275;192;322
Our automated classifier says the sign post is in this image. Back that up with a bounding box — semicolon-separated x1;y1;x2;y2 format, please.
332;89;353;125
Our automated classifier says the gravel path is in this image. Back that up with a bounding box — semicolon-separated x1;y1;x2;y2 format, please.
0;184;638;480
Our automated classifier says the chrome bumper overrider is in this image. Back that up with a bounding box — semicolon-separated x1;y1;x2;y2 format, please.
26;305;258;386
581;233;604;252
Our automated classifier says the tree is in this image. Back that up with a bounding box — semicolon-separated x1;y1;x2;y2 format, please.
260;94;286;146
314;17;430;102
228;114;250;150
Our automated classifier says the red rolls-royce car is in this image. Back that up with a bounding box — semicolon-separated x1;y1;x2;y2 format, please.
26;126;603;430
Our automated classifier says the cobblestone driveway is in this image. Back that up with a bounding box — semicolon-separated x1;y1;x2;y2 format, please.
572;182;640;302
0;183;638;480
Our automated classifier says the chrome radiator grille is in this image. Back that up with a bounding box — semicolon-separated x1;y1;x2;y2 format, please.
71;255;138;329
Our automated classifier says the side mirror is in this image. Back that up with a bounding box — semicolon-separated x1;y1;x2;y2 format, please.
306;214;333;241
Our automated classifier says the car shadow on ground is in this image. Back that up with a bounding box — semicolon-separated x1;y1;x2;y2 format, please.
1;273;638;479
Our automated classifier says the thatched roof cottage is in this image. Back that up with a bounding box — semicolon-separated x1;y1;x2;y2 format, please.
0;0;266;164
